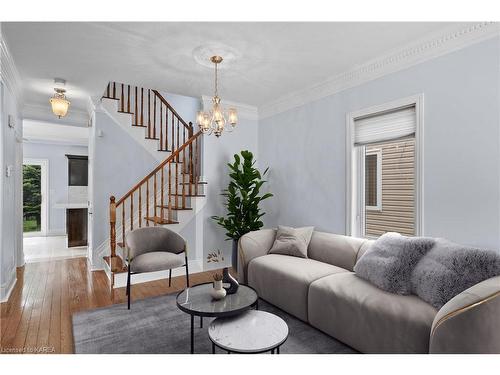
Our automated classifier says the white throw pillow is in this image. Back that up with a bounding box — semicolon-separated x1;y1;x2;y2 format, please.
268;225;314;258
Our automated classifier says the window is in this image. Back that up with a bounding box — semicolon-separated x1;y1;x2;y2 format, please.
346;96;422;239
67;155;88;186
365;149;381;211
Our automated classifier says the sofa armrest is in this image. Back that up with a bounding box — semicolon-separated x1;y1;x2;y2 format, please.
237;229;277;283
429;275;500;353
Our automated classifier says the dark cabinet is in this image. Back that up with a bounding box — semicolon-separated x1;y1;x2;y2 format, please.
66;155;88;186
67;208;88;247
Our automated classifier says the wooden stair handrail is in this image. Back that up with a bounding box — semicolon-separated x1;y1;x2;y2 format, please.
151;90;191;130
115;129;201;206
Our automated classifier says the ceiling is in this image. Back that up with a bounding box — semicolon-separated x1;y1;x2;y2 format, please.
3;22;469;116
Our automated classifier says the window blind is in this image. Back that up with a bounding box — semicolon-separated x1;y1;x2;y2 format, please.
354;106;416;146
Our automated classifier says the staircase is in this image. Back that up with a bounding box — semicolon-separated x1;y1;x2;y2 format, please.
101;81;205;288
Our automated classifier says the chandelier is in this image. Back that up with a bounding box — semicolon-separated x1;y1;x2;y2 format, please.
49;80;70;119
196;56;237;137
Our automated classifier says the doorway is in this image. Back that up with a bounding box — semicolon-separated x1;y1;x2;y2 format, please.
23;158;48;236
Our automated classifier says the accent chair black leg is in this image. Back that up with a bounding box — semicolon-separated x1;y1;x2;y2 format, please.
200;317;203;328
190;314;194;354
169;269;172;287
277;346;280;354
127;268;131;310
185;254;190;288
212;342;215;354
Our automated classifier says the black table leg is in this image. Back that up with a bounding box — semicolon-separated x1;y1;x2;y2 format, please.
212;342;215;354
190;314;194;354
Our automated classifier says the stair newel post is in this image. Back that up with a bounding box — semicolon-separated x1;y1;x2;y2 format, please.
109;196;117;259
182;146;186;209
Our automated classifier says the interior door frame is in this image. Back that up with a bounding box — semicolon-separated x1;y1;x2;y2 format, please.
23;158;49;237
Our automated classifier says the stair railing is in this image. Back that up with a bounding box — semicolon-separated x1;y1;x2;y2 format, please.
103;81;202;269
104;82;192;154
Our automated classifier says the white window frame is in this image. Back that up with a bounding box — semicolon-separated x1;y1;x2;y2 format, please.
365;148;382;211
345;94;424;238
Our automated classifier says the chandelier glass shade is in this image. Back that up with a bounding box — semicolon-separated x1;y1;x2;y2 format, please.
196;56;237;137
49;88;70;118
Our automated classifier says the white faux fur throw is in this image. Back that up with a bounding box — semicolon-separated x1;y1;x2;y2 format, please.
354;232;435;295
355;233;500;309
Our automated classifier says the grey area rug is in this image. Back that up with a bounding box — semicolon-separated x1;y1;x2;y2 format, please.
72;294;356;354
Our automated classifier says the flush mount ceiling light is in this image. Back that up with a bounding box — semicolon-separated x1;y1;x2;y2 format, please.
196;56;237;137
49;78;70;118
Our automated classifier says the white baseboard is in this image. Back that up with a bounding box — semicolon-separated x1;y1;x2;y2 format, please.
0;271;17;303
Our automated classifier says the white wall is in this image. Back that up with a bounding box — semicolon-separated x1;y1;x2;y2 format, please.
259;37;500;250
0;81;23;302
23;142;88;235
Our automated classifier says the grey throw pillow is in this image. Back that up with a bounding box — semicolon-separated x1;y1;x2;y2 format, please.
268;225;314;258
411;239;500;309
354;232;435;295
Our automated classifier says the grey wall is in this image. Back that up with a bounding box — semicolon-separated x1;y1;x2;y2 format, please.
0;80;23;301
259;37;500;250
23;142;88;235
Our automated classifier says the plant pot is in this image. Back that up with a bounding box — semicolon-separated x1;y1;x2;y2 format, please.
232;238;238;272
210;280;226;300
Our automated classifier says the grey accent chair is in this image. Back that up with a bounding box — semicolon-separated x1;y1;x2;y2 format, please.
125;227;190;309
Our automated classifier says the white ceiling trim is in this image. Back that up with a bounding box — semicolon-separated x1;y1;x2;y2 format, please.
260;22;500;119
0;33;23;108
202;95;258;121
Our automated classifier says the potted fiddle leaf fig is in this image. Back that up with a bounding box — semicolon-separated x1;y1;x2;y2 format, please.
212;150;273;277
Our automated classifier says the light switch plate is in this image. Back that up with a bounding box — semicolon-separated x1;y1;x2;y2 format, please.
8;115;15;128
6;165;14;177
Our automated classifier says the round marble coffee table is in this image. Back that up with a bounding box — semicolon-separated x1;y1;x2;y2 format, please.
176;282;258;353
208;310;289;354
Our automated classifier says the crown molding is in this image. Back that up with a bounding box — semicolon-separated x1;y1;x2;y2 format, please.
260;22;500;119
0;33;24;108
202;95;259;121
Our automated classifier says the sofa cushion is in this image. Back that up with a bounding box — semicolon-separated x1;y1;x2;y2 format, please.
247;254;348;322
308;273;437;353
268;225;314;258
308;231;367;271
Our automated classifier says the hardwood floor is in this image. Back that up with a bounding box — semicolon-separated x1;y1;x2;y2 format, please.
0;257;217;354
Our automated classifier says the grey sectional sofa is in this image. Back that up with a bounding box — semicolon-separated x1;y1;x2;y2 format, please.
237;229;500;354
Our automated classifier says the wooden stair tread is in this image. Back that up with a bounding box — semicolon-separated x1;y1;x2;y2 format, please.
156;205;192;210
103;256;128;273
144;216;179;225
145;136;160;140
157;148;172;152
132;124;147;128
117;110;134;114
102;96;119;100
179;181;207;185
